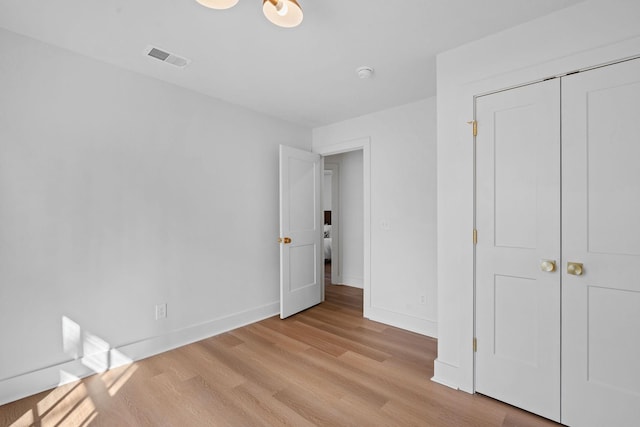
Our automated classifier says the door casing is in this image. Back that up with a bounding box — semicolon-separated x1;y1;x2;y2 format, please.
314;137;371;318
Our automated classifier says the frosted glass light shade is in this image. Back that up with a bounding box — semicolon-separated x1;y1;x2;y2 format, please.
196;0;239;10
263;0;303;28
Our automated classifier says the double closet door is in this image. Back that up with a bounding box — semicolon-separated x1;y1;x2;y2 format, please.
475;58;640;426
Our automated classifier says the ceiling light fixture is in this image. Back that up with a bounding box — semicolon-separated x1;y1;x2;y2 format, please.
262;0;303;28
195;0;303;28
195;0;239;10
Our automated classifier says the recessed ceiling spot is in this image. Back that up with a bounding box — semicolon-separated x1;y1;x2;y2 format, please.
144;46;190;68
357;66;374;79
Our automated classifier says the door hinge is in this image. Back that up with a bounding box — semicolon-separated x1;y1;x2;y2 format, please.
467;120;477;137
473;337;477;352
473;229;478;245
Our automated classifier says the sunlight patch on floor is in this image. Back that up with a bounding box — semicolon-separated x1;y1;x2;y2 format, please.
5;316;141;426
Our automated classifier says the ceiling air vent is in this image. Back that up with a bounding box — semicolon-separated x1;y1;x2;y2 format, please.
144;46;190;68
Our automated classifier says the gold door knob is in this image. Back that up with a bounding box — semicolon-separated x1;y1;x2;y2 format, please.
540;260;556;272
278;237;292;244
567;262;583;276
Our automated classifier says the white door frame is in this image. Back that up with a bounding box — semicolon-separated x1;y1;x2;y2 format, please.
314;137;371;318
470;54;640;393
323;163;341;285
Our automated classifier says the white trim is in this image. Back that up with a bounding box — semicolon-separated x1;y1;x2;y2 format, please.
367;306;437;338
0;301;279;406
338;276;363;288
319;155;326;302
323;163;340;286
314;137;372;318
432;359;460;389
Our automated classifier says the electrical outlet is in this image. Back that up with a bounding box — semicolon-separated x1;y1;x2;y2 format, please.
420;295;426;305
155;303;167;320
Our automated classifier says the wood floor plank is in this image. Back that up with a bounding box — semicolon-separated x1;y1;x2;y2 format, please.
288;318;392;362
197;338;287;394
0;282;561;427
180;342;247;389
295;347;394;407
295;310;430;364
244;323;312;354
231;381;317;427
229;334;351;402
260;316;349;357
272;386;348;427
237;335;391;409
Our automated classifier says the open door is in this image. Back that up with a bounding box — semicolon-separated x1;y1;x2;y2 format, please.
279;145;323;318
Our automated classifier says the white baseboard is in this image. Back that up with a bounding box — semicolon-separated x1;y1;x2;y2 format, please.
365;306;437;338
336;276;363;289
0;301;279;406
432;358;460;390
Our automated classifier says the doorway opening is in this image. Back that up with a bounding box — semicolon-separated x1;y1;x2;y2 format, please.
322;164;339;288
321;147;365;313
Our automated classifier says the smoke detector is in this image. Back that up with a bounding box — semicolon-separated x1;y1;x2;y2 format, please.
356;66;374;79
144;46;190;68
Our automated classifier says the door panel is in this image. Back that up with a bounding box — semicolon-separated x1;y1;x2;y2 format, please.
288;156;317;231
493;275;539;366
475;79;561;421
562;58;640;427
586;286;640;392
289;244;316;291
279;145;322;319
585;81;640;256
493;103;539;249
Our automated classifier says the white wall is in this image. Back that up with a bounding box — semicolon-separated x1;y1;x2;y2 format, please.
0;28;311;404
313;98;438;337
325;151;364;288
435;0;640;391
323;172;332;211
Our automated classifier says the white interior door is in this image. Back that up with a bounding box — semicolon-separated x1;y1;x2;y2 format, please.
561;58;640;427
475;79;561;421
279;145;323;319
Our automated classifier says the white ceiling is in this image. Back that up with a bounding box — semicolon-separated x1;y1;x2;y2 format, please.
0;0;585;127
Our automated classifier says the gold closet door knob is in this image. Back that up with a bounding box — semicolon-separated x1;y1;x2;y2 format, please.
278;237;292;244
540;260;556;272
567;262;583;276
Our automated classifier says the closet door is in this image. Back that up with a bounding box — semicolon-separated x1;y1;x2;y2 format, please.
562;58;640;427
475;79;561;421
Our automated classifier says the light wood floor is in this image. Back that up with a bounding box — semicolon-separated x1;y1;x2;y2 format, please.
0;265;561;426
